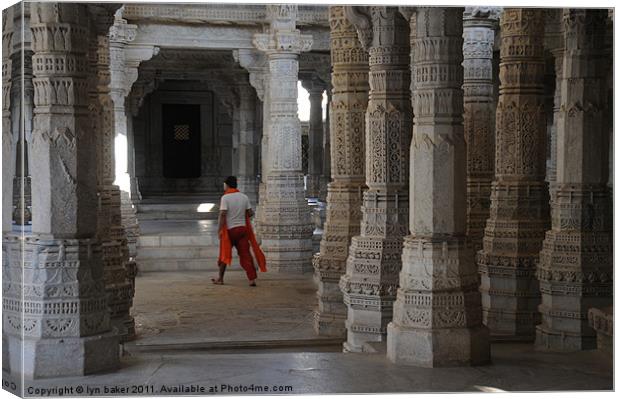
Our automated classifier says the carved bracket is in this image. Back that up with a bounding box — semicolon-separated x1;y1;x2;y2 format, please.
344;6;372;50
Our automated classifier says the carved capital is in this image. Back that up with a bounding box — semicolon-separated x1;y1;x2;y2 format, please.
344;6;372;50
464;7;501;21
301;76;326;94
109;8;136;44
253;31;313;54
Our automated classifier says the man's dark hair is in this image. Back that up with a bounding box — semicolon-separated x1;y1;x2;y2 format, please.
224;176;238;188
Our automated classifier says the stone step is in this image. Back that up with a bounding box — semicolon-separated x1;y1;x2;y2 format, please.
136;246;220;260
137;200;220;221
126;338;344;353
362;341;387;354
136;258;220;272
137;211;218;221
138;234;219;247
138;203;219;213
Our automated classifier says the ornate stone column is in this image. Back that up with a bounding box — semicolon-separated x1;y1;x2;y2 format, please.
109;10;157;269
253;5;315;273
387;7;490;367
320;90;332;201
544;10;564;184
231;102;240;176
9;4;35;228
302;78;324;198
2;5;15;374
235;49;269;233
340;6;411;351
236;84;259;205
3;3;120;378
90;6;135;342
462;7;499;251
2;6;14;233
256;73;270;231
477;9;549;340
312;6;368;337
535;9;612;351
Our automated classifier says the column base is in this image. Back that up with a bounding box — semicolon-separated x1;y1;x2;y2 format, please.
313;254;348;337
5;332;119;379
481;308;540;342
261;253;314;274
130;177;142;202
534;325;597;352
343;310;388;353
313;311;346;337
110;315;136;343
2;332;10;373
387;323;490;367
306;175;321;198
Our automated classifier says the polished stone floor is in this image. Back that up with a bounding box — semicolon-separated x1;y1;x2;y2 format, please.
130;271;320;346
4;342;613;396
2;271;613;396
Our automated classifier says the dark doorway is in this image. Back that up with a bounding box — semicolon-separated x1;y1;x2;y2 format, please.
162;104;202;178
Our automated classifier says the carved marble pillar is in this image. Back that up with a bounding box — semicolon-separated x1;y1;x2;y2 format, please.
477;9;549;340
320;90;332;202
253;5;315;273
545;10;564;184
256;74;270;232
340;6;411;351
91;8;135;342
462;8;499;251
9;5;35;228
387;7;490;367
2;5;15;374
233;49;268;233
237;84;259;205
303;78;324;198
2;6;14;233
312;6;368;337
109;10;156;269
535;9;612;351
231;102;240;176
2;3;120;378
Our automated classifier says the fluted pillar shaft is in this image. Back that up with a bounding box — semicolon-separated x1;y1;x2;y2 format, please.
3;3;119;378
340;6;411;351
535;9;612;351
312;6;368;337
387;7;490;367
477;8;549;340
462;8;498;251
253;5;315;273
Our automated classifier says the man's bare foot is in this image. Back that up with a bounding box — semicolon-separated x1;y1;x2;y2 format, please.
249;280;257;287
211;277;224;285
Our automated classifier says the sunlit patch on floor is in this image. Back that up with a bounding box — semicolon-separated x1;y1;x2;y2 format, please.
473;385;506;392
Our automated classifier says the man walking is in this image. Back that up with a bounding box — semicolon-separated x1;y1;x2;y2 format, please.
212;176;266;286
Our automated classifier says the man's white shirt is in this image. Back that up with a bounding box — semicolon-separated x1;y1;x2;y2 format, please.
220;192;251;229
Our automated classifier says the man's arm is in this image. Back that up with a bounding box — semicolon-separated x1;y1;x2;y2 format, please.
219;196;228;231
246;208;254;219
218;210;227;231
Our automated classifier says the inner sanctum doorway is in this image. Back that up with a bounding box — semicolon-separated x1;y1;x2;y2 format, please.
162;103;202;179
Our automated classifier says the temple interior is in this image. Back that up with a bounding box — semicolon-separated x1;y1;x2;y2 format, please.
0;2;614;395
